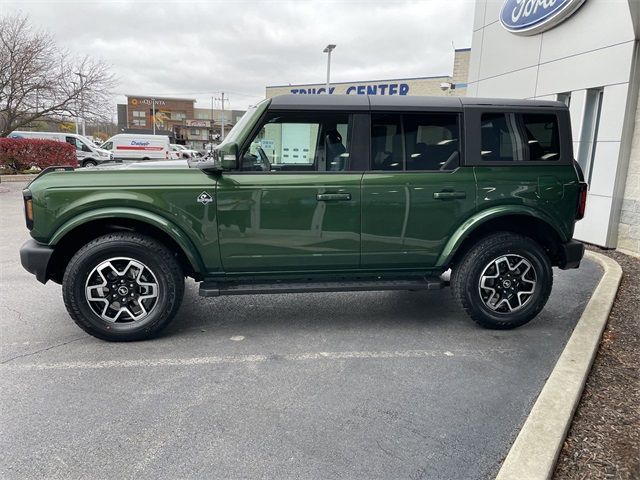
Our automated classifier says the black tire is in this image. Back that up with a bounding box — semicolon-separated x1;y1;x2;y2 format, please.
83;159;97;167
62;233;184;341
451;232;553;329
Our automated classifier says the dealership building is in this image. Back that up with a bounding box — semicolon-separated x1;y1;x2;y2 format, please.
469;0;640;254
266;48;471;98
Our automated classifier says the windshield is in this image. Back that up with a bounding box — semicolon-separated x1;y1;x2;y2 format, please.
76;135;97;150
217;99;269;149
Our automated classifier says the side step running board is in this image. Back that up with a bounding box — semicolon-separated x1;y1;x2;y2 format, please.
199;278;446;297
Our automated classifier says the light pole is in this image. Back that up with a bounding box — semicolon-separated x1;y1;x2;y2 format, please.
74;72;86;136
323;44;336;94
152;98;156;135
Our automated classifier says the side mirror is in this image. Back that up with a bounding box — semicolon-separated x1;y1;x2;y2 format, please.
220;143;238;170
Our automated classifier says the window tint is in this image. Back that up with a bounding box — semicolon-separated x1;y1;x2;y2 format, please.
244;112;352;172
480;112;560;162
404;114;459;170
371;113;459;171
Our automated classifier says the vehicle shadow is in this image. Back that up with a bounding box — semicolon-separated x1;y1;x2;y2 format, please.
163;281;463;339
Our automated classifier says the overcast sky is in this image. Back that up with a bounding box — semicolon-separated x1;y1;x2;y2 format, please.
4;0;475;112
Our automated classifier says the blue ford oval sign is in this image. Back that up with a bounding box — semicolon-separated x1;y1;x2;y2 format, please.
500;0;587;36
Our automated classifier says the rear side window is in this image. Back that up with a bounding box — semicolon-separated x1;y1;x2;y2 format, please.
480;112;560;162
371;113;459;171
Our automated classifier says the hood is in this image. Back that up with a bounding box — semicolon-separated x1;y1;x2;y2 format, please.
85;159;190;171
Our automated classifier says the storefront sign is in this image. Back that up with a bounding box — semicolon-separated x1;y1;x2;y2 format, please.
186;120;209;127
290;82;410;95
500;0;587;36
130;98;167;106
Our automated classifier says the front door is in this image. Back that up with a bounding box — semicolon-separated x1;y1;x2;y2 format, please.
216;111;367;273
361;111;476;268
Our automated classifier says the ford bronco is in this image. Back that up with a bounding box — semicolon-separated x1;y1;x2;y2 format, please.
20;94;587;341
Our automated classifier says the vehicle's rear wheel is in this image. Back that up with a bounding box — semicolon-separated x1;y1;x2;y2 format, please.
451;232;552;329
82;159;97;167
62;232;184;341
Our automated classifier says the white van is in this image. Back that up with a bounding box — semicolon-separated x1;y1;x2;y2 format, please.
9;131;112;167
101;134;170;161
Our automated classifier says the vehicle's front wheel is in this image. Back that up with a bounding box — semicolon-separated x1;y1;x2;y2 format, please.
62;233;184;341
82;159;97;167
451;232;552;329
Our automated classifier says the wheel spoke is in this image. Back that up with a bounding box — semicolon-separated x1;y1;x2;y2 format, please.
478;254;537;314
84;257;159;324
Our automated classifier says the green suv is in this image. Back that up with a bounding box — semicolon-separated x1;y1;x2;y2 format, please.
20;95;587;341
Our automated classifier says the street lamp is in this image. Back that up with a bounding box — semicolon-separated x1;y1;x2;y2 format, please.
323;44;336;94
74;72;86;136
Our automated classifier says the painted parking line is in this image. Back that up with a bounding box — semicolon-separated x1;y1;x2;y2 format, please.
0;348;516;372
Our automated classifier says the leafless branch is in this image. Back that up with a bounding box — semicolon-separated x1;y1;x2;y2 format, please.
0;12;116;136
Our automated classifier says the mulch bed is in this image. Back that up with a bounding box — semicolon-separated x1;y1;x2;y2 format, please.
554;247;640;480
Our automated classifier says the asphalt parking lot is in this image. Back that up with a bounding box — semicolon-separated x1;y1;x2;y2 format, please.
0;180;602;480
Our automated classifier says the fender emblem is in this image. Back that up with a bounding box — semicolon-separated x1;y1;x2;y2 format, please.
197;191;214;205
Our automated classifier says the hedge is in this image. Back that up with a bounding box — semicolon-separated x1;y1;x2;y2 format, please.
0;137;78;172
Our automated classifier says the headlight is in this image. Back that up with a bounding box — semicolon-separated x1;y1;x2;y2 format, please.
23;190;33;230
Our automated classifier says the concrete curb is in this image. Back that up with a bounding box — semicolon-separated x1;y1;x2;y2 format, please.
0;174;38;183
617;248;640;260
495;251;622;480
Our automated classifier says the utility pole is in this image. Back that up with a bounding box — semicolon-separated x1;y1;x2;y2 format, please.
210;96;214;142
152;98;156;135
215;93;229;141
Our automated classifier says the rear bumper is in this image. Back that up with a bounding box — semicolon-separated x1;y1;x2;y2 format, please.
20;239;54;284
557;240;585;270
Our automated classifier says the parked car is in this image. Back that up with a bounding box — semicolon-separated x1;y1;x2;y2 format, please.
171;144;202;159
8;131;112;167
100;134;170;161
19;94;586;341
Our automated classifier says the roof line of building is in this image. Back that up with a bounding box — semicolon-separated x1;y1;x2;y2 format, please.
126;94;197;102
266;74;452;89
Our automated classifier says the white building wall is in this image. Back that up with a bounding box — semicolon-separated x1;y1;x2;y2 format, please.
469;0;638;252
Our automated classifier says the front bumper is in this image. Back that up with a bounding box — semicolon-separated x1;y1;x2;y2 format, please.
558;240;585;270
20;239;54;284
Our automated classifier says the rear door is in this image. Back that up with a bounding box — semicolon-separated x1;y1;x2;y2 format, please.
361;111;476;268
216;110;369;272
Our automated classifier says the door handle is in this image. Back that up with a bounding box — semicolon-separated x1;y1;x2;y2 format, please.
316;193;351;202
433;191;466;200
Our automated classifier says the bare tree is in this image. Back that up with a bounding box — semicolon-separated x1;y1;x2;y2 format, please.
0;13;116;137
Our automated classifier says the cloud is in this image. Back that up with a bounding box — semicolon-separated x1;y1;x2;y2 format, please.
5;0;474;110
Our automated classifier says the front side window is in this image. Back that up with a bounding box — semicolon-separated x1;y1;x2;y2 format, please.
242;112;352;172
101;141;113;150
371;113;459;171
480;112;560;162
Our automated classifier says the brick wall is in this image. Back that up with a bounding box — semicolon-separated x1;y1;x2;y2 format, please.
618;91;640;253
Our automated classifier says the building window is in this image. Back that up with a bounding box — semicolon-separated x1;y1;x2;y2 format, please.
577;88;604;185
171;112;186;121
192;129;200;135
132;111;145;118
133;119;146;126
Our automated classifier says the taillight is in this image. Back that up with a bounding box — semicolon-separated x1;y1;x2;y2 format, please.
576;182;588;220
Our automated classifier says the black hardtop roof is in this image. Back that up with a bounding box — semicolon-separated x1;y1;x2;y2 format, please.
268;94;565;111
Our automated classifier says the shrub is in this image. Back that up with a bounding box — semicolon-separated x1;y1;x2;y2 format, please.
0;137;78;172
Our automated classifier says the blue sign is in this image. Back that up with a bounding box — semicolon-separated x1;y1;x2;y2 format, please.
290;83;410;96
500;0;586;36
